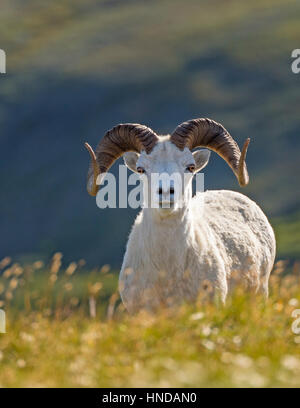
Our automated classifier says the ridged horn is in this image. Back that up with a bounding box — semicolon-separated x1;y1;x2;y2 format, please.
170;118;250;186
85;123;159;196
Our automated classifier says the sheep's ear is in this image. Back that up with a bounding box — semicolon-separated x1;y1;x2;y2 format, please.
123;152;140;173
192;149;211;172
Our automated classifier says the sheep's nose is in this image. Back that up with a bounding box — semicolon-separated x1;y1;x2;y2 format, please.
158;182;175;196
159;187;172;195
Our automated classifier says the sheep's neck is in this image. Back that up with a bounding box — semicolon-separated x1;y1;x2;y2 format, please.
142;205;193;271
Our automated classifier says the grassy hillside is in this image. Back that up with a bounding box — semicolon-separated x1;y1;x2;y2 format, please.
274;211;300;259
0;255;300;387
0;0;299;264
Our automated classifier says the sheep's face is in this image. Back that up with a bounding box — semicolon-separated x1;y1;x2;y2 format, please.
124;139;210;213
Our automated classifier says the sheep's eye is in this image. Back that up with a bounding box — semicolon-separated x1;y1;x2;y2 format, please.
186;164;195;173
137;167;145;174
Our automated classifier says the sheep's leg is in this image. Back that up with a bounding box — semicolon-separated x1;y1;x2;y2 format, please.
197;274;228;306
258;273;271;299
257;261;273;299
216;280;228;305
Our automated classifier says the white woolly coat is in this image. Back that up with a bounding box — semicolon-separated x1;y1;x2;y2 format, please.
119;190;276;313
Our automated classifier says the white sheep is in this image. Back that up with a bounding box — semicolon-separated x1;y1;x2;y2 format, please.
85;118;276;313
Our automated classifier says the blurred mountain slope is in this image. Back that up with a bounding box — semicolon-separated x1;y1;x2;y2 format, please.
0;0;299;265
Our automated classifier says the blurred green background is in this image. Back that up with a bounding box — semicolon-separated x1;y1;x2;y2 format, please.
0;0;299;266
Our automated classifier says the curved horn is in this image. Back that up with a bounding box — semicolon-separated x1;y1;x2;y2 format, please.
85;123;159;196
170;118;250;186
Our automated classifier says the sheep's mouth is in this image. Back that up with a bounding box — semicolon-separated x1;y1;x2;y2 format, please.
158;200;175;209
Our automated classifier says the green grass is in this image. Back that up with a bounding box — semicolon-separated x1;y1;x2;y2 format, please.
273;211;300;259
1;255;300;387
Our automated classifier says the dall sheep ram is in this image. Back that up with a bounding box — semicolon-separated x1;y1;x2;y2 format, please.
85;118;276;313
